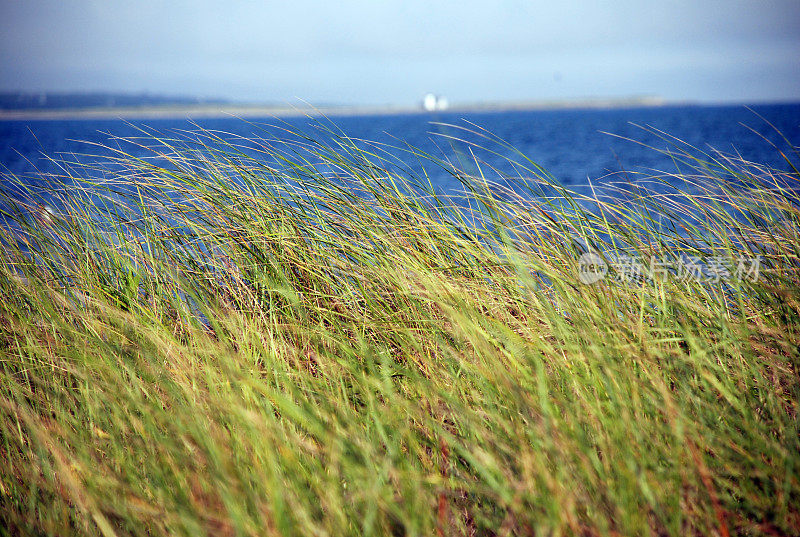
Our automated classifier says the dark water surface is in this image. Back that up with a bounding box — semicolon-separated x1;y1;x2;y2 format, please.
1;103;799;201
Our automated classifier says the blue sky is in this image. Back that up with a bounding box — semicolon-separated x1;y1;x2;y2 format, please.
1;0;798;105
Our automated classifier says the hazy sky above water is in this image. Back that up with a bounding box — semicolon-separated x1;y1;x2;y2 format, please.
1;0;798;106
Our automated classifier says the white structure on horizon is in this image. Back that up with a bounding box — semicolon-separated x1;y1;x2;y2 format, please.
422;93;449;112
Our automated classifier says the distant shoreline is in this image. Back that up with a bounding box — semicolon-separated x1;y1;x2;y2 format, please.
1;97;796;121
0;97;677;121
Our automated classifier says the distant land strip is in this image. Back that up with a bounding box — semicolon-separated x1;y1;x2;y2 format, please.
0;97;673;121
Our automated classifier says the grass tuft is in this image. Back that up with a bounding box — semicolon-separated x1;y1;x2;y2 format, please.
1;121;799;536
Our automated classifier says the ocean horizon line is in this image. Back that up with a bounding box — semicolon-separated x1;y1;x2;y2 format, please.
0;95;764;122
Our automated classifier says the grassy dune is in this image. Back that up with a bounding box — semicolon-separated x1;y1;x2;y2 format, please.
0;121;798;536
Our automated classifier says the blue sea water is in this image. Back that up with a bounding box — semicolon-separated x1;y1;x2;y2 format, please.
1;103;799;203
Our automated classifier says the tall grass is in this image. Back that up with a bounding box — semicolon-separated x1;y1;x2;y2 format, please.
1;120;798;536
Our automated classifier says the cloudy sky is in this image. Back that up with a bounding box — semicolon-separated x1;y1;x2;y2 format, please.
1;0;798;105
